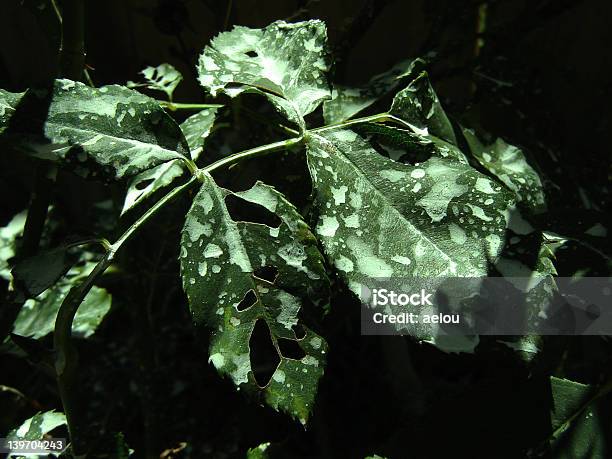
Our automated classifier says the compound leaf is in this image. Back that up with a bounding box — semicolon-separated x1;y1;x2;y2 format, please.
180;176;329;423
324;58;424;125
0;79;189;180
462;128;546;214
197;20;331;129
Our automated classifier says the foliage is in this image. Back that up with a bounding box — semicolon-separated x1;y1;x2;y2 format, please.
0;10;610;459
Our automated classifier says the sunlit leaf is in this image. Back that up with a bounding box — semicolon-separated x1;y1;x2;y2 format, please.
6;410;66;441
121;160;186;215
0;80;189;180
463;128;546;213
180;107;219;160
197;20;331;128
305;128;517;349
390;71;457;144
180;176;329;423
127;63;183;102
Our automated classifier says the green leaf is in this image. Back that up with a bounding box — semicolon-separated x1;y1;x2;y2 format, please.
6;410;66;441
127;63;183;102
121;160;186;215
0;210;27;280
323;58;424;125
462;128;546;213
390;71;457;145
197;20;331;129
0;79;189;180
0;88;24;134
13;261;112;339
247;442;272;459
305;129;516;346
180;176;329;423
549;377;608;458
180;107;219;160
11;246;72;297
356;123;467;164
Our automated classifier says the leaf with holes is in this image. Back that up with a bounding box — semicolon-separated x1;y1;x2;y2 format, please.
305;129;518;349
180;176;329;423
121;160;186;215
390;71;457;145
127;63;183;101
462;128;546;214
180;107;219;160
0;79;189;180
323;58;425;125
197;20;331;129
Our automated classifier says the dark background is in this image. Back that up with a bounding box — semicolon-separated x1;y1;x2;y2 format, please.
0;1;611;458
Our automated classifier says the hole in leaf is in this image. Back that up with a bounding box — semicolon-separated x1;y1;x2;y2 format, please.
245;50;258;58
292;324;306;340
278;338;306;360
236;289;257;312
253;265;278;283
225;194;282;227
249;319;280;387
135;178;154;190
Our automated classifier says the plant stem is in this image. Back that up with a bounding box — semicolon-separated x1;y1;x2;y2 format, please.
53;176;198;457
310;112;412;133
201;112;414;174
58;0;85;81
203;136;304;173
20;167;53;259
159;101;224;111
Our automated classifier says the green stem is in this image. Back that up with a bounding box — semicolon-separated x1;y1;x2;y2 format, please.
159;101;224;111
53;176;198;457
203;136;304;174
20;166;53;259
310;112;412;133
58;0;85;81
201;112;412;175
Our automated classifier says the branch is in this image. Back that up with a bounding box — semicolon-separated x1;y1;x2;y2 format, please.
53;175;198;456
